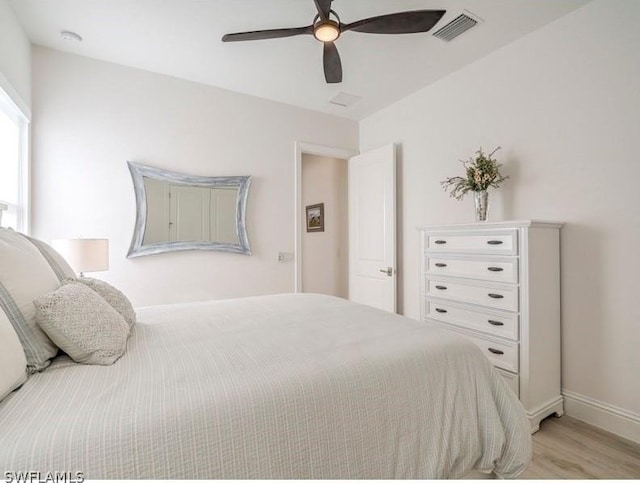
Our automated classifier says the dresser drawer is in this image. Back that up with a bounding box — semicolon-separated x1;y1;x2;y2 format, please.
465;332;519;373
496;368;519;397
426;256;518;284
426;279;519;312
426;299;519;341
425;230;518;255
429;321;519;372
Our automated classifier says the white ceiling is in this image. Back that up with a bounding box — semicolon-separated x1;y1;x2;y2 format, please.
11;0;589;120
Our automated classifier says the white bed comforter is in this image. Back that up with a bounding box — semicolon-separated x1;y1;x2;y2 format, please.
0;294;531;478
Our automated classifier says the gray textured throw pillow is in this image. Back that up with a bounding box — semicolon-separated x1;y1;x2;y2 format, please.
65;277;136;328
34;282;129;365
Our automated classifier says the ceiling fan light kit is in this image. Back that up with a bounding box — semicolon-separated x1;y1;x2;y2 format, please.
222;0;446;84
314;21;340;42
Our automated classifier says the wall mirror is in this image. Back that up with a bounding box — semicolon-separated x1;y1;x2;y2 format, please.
127;162;251;258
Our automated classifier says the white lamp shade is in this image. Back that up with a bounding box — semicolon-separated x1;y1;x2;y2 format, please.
52;238;109;274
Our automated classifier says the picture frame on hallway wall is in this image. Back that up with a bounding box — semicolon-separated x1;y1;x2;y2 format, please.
306;203;324;232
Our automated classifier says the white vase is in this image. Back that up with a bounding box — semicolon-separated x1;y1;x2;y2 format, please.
473;191;489;222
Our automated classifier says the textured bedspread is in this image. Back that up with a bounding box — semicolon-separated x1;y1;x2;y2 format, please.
0;294;531;478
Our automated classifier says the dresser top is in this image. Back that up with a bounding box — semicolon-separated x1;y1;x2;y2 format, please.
417;220;563;231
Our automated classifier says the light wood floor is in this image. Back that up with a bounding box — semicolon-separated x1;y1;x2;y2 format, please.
519;416;640;479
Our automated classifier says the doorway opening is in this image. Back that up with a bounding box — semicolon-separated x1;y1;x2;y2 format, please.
301;153;347;297
294;142;356;295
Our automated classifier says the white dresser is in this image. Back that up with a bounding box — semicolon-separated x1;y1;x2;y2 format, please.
419;220;563;432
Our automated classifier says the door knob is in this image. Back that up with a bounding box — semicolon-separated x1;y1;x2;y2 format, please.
379;267;393;277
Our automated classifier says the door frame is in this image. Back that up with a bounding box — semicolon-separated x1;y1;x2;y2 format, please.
294;142;358;293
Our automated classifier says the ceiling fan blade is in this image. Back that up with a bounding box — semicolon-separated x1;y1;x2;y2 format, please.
313;0;332;21
342;10;446;34
323;41;342;84
222;25;313;42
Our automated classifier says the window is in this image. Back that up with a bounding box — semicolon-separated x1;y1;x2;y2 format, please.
0;87;29;231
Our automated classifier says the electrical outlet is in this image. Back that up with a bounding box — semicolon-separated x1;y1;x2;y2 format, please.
277;252;294;263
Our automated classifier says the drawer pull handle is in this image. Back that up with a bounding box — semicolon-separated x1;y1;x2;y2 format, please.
435;285;447;290
435;263;447;268
487;240;503;245
488;348;504;355
435;308;447;313
488;293;504;299
487;266;504;272
488;320;504;326
434;240;447;245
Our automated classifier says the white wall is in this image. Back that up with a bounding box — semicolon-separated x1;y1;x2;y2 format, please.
301;154;348;297
0;0;30;110
360;0;639;433
31;47;358;306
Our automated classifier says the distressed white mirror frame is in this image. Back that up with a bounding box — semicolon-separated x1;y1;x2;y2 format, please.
127;161;251;258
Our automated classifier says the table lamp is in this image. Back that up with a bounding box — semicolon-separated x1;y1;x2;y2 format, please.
52;238;109;277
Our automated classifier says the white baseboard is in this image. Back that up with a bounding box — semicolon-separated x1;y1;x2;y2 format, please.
562;390;640;444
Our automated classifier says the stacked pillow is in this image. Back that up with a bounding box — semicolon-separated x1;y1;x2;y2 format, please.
0;311;27;402
0;228;136;404
70;277;137;329
0;228;66;375
34;281;131;365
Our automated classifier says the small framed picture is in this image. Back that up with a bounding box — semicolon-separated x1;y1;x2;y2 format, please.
305;203;325;232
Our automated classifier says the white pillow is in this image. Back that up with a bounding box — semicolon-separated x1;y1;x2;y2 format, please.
22;234;76;281
0;228;63;372
0;311;27;402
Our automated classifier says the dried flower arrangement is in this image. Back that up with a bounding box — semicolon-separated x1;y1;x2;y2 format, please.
441;147;508;200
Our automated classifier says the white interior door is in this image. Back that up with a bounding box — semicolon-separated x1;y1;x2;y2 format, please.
348;144;396;312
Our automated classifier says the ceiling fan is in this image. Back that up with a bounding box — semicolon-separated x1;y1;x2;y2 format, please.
222;0;446;84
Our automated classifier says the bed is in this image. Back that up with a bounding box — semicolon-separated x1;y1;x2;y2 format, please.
0;293;531;479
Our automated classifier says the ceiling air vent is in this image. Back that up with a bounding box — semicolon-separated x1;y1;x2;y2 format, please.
432;13;478;42
329;92;362;108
